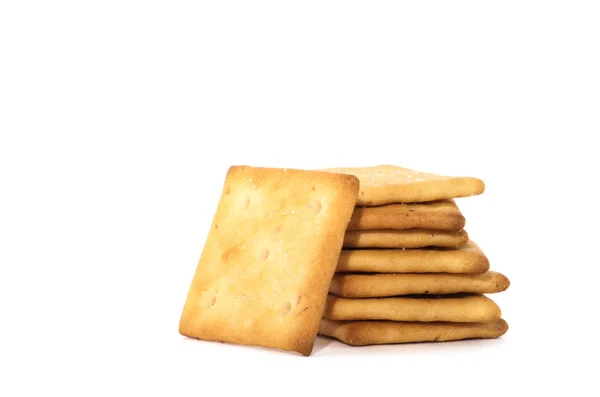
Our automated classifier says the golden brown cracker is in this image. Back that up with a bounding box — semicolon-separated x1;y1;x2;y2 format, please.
324;165;485;206
179;166;359;355
323;294;501;322
337;241;489;273
348;200;465;231
344;228;468;249
319;318;508;346
330;271;510;298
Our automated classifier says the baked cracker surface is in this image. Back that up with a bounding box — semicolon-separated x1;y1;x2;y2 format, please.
330;271;510;298
319;318;508;345
347;200;465;231
324;165;484;206
337;241;489;273
323;294;501;322
344;228;469;249
179;166;359;355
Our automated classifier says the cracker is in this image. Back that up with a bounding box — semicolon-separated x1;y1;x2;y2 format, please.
347;200;465;231
344;228;468;249
337;241;488;273
324;165;485;206
179;166;359;356
330;271;510;298
323;294;501;322
319;318;508;346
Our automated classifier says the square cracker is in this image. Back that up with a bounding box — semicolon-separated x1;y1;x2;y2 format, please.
323;294;501;323
329;271;510;298
179;166;359;356
344;228;468;249
347;200;465;231
319;318;508;346
324;165;485;206
337;241;489;273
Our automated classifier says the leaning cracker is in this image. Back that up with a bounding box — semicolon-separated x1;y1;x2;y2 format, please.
347;200;465;231
179;166;359;356
319;318;508;346
330;271;510;298
324;165;485;206
337;241;489;274
344;228;468;249
323;294;501;323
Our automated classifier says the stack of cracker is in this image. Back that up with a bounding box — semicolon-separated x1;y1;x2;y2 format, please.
319;165;510;346
179;165;509;356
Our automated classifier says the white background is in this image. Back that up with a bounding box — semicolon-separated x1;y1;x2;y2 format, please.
1;1;599;396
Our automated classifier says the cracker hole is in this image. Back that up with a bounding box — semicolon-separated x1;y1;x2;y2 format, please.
222;246;238;261
207;293;217;308
296;295;302;304
274;226;281;234
214;224;219;230
311;186;316;191
225;187;230;195
308;200;322;214
243;196;250;209
281;302;293;316
260;249;270;261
